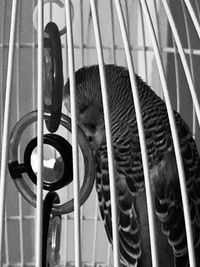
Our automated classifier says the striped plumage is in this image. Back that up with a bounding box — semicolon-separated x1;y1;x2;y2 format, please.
64;64;200;267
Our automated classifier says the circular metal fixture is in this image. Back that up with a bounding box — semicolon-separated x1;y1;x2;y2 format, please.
8;110;95;215
24;133;73;191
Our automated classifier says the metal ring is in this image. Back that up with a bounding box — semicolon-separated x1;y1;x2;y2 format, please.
44;22;63;133
8;110;96;215
43;192;61;267
32;0;69;37
24;133;73;191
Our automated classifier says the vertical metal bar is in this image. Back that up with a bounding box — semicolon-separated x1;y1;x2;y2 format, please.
194;0;200;22
184;0;200;39
89;2;120;267
65;1;82;267
172;38;180;112
161;0;200;127
62;4;68;86
63;215;68;265
62;2;70;263
140;0;196;266
124;1;130;43
0;0;6;139
0;0;18;265
78;0;84;247
138;1;148;82
181;0;196;137
91;195;99;266
152;0;161;47
16;1;24;265
35;0;44;266
32;0;37;112
4;209;9;266
79;0;84;66
106;244;112;267
0;0;9;265
114;1;159;267
109;0;116;64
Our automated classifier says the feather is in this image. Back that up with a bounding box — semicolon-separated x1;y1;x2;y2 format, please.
64;64;200;267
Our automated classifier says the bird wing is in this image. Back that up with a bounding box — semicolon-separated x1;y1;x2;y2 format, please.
96;131;143;267
96;103;200;267
150;110;200;266
136;94;200;266
134;80;200;265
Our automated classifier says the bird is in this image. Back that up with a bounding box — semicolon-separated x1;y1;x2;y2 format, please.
64;64;200;267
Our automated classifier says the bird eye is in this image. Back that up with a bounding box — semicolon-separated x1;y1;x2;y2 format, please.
84;123;96;132
79;105;88;113
88;136;93;142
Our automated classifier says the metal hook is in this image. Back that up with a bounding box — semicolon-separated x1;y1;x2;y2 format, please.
32;0;74;37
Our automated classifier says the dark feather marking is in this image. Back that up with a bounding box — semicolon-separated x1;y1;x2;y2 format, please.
68;65;200;267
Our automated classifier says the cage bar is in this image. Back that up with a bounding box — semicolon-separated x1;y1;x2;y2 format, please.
0;0;6;138
109;0;116;64
0;0;8;266
16;1;25;265
172;37;180;112
161;0;200;126
35;0;44;266
89;1;120;267
180;0;196;137
91;196;99;266
78;0;84;66
1;1;200;266
0;0;18;264
114;1;159;266
194;0;200;22
4;209;9;266
65;1;82;267
184;0;200;39
138;1;148;82
140;0;197;266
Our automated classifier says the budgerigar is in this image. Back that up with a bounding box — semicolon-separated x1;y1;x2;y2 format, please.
64;64;200;267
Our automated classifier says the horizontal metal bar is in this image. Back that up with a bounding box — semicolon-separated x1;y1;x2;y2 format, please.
1;43;200;56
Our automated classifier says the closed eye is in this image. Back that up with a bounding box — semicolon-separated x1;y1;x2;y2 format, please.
83;123;96;132
79;105;88;113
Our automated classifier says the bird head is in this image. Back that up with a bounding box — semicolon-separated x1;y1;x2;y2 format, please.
64;66;105;152
64;64;132;152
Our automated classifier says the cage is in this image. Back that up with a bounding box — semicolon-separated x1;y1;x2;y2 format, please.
0;0;200;267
